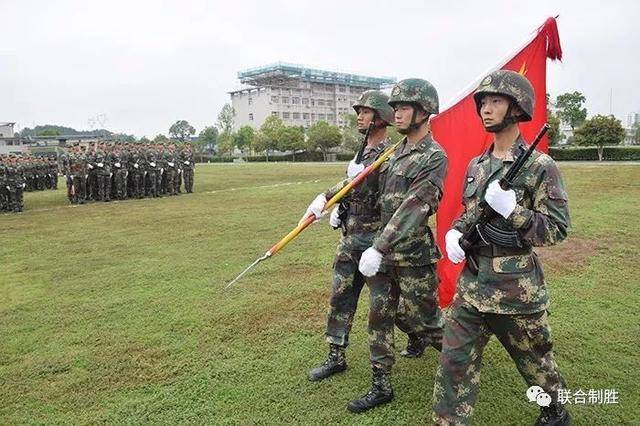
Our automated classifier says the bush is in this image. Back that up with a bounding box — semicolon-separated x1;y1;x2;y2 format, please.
549;146;640;161
245;151;350;162
201;156;234;163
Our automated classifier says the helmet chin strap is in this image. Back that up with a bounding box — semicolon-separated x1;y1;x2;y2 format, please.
359;112;386;134
485;101;518;133
399;105;429;134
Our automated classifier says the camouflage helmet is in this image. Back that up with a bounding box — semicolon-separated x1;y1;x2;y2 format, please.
388;78;439;115
352;90;395;125
473;70;534;122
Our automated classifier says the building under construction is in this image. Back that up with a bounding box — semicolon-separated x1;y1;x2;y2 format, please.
229;62;395;130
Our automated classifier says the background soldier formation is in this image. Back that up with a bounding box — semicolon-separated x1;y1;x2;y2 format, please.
302;72;571;426
0;153;59;213
61;141;195;204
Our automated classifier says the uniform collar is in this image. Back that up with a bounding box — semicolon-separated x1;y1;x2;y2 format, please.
399;133;433;155
478;134;527;164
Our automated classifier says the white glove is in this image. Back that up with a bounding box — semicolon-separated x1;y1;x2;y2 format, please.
347;159;365;178
485;180;517;219
329;206;341;228
445;229;465;264
359;247;383;277
301;193;326;223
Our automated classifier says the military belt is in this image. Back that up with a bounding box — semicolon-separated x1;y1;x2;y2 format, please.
474;245;532;258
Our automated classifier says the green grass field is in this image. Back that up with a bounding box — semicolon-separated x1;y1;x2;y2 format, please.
1;162;639;425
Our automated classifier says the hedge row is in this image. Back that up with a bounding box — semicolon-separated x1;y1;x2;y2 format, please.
203;146;640;163
549;146;640;161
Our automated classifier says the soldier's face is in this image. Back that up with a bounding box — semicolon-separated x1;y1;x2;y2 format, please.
479;95;510;127
356;107;376;133
394;103;425;132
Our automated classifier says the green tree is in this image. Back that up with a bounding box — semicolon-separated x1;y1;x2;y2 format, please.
547;110;564;146
217;104;236;134
139;136;151;144
574;114;625;161
217;132;234;156
555;91;587;130
307;120;342;161
633;122;640;145
37;128;61;137
233;125;256;157
153;134;169;144
256;115;285;161
197;126;219;157
278;125;306;160
169;120;196;142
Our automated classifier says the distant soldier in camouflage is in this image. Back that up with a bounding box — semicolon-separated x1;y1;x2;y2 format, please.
95;147;112;201
350;79;446;413
69;146;88;204
180;145;195;193
433;70;571;425
112;146;128;200
302;90;395;383
146;151;159;197
0;155;9;211
5;154;25;212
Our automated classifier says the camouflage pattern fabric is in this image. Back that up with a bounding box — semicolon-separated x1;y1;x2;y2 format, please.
432;297;567;425
473;70;535;121
366;134;447;367
433;136;570;424
321;141;389;347
452;136;570;314
368;263;442;368
373;135;447;266
352;90;395;125
388;78;439;114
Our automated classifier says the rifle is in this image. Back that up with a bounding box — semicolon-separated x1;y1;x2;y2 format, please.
338;121;375;234
355;122;375;164
459;123;550;274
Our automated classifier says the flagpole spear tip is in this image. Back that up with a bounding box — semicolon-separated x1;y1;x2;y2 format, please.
224;252;271;289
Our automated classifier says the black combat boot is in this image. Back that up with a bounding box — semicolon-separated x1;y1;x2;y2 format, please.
535;402;571;426
307;344;347;382
347;366;394;413
400;333;429;358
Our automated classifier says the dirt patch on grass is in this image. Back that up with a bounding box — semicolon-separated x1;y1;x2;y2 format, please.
535;237;605;274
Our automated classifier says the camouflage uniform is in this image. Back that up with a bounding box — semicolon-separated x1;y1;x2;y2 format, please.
0;156;8;211
69;151;88;204
146;152;159;197
95;150;111;201
112;151;128;200
433;70;571;425
181;149;195;193
368;134;446;368
5;157;25;212
346;79;445;414
323;141;389;348
308;90;396;384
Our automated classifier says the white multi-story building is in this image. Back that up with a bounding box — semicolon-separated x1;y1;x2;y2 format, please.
230;63;395;130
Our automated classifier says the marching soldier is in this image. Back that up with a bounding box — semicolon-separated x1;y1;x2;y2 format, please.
303;90;395;383
347;78;446;412
433;70;571;425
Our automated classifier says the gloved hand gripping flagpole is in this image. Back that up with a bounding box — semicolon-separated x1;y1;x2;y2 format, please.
225;139;402;289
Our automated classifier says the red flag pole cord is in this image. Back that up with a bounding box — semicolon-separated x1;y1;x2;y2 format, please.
440;18;562;113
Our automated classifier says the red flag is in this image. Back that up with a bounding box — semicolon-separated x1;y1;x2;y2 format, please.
431;17;563;308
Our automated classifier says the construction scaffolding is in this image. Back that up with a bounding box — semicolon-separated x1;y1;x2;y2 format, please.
238;62;395;88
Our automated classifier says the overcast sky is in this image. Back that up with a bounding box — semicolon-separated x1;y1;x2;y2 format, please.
1;0;638;137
